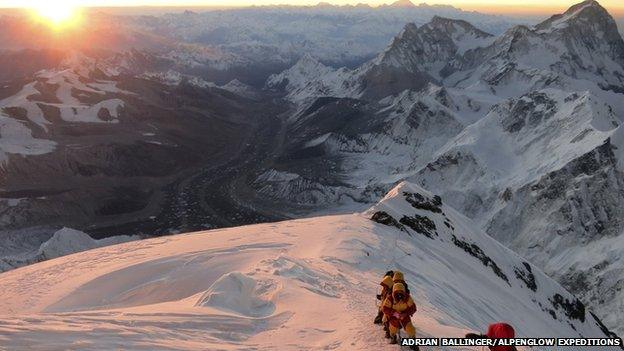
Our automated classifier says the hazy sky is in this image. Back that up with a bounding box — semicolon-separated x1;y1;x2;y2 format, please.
2;0;623;16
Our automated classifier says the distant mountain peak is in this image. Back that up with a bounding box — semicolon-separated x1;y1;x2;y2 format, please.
567;0;601;12
372;16;494;78
296;53;323;67
529;0;624;66
380;22;419;49
535;0;614;33
427;16;493;38
414;2;457;10
315;2;335;8
388;0;416;8
400;22;419;36
429;15;473;27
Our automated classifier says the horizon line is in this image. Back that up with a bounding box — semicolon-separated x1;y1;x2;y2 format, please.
1;1;623;17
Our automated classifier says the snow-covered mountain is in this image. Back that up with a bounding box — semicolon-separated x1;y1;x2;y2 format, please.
253;84;471;210
265;14;499;103
138;2;523;69
270;0;624;105
0;50;284;237
0;4;524;87
0;182;617;350
266;54;355;105
261;0;624;333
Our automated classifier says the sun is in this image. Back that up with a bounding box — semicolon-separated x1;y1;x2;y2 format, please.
28;0;82;27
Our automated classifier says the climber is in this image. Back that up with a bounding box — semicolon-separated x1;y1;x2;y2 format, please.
374;271;395;325
392;271;410;295
382;282;419;350
465;322;517;351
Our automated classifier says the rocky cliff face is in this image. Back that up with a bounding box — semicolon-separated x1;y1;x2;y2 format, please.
486;140;624;330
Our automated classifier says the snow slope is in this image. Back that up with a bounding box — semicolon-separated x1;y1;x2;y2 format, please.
0;182;616;350
415;88;620;221
0;227;139;272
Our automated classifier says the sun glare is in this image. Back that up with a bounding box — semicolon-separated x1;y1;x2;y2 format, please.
28;1;81;28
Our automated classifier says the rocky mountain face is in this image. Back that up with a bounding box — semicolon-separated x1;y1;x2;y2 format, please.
355;16;496;99
262;0;624;333
450;0;624;102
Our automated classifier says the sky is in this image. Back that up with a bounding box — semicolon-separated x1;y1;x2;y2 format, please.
1;0;623;16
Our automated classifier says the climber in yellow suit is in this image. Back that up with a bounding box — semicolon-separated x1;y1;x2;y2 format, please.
382;282;419;350
374;271;395;334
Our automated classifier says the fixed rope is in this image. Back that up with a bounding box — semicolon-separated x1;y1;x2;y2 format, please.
388;226;413;271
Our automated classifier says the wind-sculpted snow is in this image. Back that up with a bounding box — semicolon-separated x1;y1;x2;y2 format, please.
195;272;276;317
0;182;617;349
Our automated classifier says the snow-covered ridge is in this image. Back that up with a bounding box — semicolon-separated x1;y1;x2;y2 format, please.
535;0;613;34
266;54;356;106
141;69;217;88
0;228;138;272
0;182;616;349
38;228;138;261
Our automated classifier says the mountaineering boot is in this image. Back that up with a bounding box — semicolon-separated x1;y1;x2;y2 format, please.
385;328;391;339
389;335;398;344
374;311;383;325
